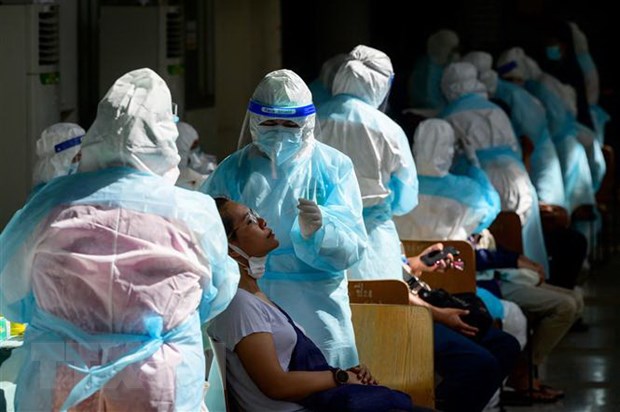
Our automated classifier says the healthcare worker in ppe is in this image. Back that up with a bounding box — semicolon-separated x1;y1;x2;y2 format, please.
464;51;587;289
440;61;549;276
201;69;368;369
408;29;460;112
318;45;418;280
541;21;606;192
0;68;239;412
308;53;350;107
462;51;567;209
0;122;84;409
175;121;214;190
394;119;500;241
569;21;610;145
394;118;528;350
32;122;85;189
496;49;596;215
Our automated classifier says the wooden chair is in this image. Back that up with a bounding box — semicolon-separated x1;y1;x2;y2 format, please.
348;279;410;305
488;211;524;254
401;240;476;294
350;303;435;408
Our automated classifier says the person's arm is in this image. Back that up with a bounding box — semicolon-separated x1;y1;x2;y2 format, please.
290;154;368;272
405;243;478;337
235;332;362;401
408;293;478;337
388;127;419;216
474;247;519;271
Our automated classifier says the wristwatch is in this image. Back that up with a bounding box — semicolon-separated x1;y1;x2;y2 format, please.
332;368;349;385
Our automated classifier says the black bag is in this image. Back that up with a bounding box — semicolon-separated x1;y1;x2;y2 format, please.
418;288;493;340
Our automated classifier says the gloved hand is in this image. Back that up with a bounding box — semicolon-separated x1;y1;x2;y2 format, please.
297;198;322;239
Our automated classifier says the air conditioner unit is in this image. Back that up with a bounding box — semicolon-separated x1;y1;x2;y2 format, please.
99;5;185;115
0;3;61;228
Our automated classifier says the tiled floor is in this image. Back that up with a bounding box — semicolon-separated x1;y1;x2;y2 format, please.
506;251;620;412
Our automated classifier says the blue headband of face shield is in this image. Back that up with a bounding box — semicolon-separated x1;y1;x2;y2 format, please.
497;61;518;76
54;135;83;153
248;101;316;118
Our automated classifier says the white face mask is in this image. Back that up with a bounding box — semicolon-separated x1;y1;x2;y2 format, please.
228;243;267;279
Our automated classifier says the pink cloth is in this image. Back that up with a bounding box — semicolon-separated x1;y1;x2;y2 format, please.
32;204;208;411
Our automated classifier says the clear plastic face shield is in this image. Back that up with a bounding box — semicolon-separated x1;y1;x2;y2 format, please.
237;100;321;167
377;74;395;113
172;102;180;124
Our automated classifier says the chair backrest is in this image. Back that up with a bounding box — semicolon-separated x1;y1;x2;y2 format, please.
348;279;410;304
401;240;476;294
350;303;435;408
488;211;523;254
205;338;229;412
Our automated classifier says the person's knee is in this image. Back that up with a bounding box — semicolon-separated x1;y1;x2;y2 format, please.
554;295;578;323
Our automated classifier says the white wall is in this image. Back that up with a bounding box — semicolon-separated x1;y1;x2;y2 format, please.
197;0;281;160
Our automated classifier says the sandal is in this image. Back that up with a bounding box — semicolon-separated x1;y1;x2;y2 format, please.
539;384;565;399
530;387;562;403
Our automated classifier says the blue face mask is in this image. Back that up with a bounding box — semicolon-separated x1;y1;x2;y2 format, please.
254;125;303;165
546;46;562;61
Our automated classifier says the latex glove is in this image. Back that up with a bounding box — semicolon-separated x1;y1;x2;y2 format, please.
297;198;322;239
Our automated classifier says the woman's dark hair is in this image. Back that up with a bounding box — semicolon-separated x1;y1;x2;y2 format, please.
214;197;235;239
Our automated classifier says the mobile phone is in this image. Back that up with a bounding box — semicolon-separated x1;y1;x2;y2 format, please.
420;246;460;267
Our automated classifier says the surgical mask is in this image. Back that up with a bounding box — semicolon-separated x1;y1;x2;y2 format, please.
254;125;303;165
228;243;267;279
546;46;562;61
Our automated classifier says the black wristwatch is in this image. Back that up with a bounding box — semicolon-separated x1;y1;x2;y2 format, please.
332;368;349;385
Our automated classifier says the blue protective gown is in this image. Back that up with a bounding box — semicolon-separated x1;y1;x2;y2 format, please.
408;55;448;110
202;140;367;369
495;79;567;208
525;79;596;212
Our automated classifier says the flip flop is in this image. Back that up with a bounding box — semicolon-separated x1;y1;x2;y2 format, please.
539;384;565;399
530;388;562;403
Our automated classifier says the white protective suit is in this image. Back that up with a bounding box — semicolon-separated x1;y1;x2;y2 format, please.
440;62;549;274
464;51;567;208
318;45;418;280
0;68;239;411
33;122;84;186
308;53;351;107
202;69;368;369
497;48;596;213
175;122;212;190
394;119;500;241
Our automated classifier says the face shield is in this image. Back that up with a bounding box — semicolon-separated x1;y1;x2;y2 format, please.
33;123;85;185
377;74;395;113
237;69;320;167
238;101;317;166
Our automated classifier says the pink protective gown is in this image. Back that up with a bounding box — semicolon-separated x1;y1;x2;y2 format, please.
32;204;207;411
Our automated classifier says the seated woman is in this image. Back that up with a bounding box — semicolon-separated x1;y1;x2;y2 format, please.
208;198;431;412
